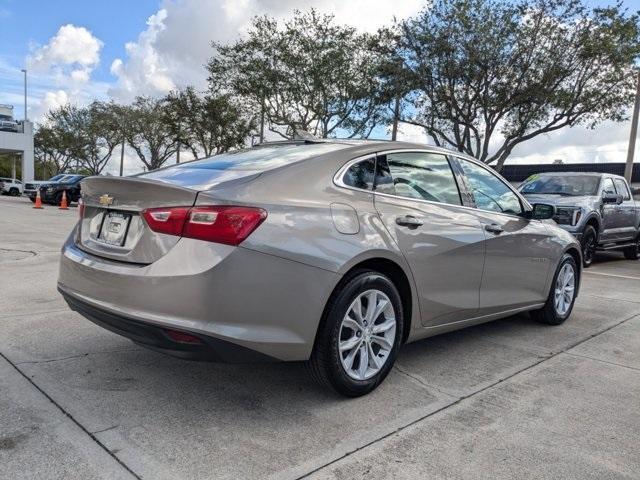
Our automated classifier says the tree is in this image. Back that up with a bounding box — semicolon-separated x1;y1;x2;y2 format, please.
392;0;640;170
43;102;121;175
208;9;388;139
122;96;178;171
164;86;256;158
34;124;75;175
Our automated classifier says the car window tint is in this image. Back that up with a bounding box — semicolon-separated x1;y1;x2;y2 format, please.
373;152;461;205
342;158;375;190
457;159;522;215
613;178;631;200
602;178;616;195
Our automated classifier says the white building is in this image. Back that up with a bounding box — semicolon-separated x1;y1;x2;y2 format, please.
0;120;35;181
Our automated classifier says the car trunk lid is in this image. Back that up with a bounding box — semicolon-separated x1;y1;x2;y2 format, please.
78;176;202;264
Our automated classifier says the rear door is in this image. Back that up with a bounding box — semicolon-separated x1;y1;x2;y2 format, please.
613;178;636;242
452;157;554;315
372;151;485;326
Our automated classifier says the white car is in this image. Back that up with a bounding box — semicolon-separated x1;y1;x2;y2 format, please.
0;177;23;196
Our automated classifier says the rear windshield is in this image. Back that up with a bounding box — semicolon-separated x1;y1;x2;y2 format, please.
144;143;349;175
520;175;600;196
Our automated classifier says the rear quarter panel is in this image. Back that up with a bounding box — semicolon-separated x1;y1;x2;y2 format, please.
195;144;422;339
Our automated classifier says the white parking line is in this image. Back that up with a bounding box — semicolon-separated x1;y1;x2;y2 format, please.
584;271;640;281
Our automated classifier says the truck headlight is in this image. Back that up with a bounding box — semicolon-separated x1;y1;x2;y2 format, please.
554;207;582;226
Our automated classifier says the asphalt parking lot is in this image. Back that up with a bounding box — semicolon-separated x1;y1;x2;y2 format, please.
1;194;639;480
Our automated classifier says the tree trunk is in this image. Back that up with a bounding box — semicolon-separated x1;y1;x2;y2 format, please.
119;137;125;177
391;96;400;141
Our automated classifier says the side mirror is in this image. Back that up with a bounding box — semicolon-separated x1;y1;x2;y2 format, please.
531;203;555;220
602;193;623;205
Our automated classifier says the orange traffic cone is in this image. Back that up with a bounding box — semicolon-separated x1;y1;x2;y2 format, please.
33;190;44;209
59;190;69;210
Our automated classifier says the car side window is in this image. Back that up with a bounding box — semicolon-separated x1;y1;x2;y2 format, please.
373;152;461;206
613;178;631;200
457;158;523;215
602;178;616;195
342;158;375;190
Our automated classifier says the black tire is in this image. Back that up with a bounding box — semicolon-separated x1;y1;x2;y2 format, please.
9;188;19;196
531;253;579;326
308;270;404;397
580;225;597;268
623;234;640;260
54;192;63;206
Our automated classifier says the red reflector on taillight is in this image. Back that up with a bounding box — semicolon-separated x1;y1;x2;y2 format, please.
183;206;267;246
141;205;267;246
142;207;190;236
163;329;203;345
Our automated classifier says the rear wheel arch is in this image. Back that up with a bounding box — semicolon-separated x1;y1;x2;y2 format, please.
321;257;413;345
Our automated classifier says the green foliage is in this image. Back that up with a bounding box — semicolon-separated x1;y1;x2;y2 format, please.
208;9;388;139
391;0;640;169
32;1;640;172
37;102;121;175
164;86;256;158
118;96;178;171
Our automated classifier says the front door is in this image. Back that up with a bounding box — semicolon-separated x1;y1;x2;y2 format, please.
372;151;486;327
613;178;637;242
453;157;554;315
601;177;621;242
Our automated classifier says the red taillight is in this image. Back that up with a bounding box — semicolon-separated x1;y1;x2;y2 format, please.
163;328;203;345
141;205;267;246
141;207;190;236
78;198;85;219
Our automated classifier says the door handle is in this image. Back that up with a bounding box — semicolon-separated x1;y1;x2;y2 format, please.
396;215;423;228
484;223;504;234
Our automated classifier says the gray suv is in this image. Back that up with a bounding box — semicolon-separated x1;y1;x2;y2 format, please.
519;172;640;266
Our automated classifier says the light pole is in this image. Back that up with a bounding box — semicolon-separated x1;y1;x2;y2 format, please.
20;69;27;122
625;70;640;183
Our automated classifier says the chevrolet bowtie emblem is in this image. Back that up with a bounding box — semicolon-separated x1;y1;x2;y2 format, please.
99;194;114;206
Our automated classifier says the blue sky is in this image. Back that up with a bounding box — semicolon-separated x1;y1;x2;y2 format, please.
1;0;639;173
0;0;158;89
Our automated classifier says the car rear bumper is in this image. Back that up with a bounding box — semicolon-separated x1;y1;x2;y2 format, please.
59;287;277;362
58;228;339;362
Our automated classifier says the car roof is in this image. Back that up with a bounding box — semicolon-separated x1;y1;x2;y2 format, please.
532;171;623;179
256;138;476;161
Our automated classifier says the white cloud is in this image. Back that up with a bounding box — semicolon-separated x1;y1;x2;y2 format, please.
108;0;424;101
28;24;102;73
41;90;70;113
23;24;105;120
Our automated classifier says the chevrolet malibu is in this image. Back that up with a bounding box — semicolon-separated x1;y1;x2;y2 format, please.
58;140;581;396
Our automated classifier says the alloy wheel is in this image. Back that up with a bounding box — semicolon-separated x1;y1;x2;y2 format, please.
582;234;595;265
338;289;397;381
554;263;575;316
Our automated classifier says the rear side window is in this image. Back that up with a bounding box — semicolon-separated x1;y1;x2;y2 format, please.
613;178;631;200
457;158;523;215
374;152;461;206
602;178;616;195
342;158;375;190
